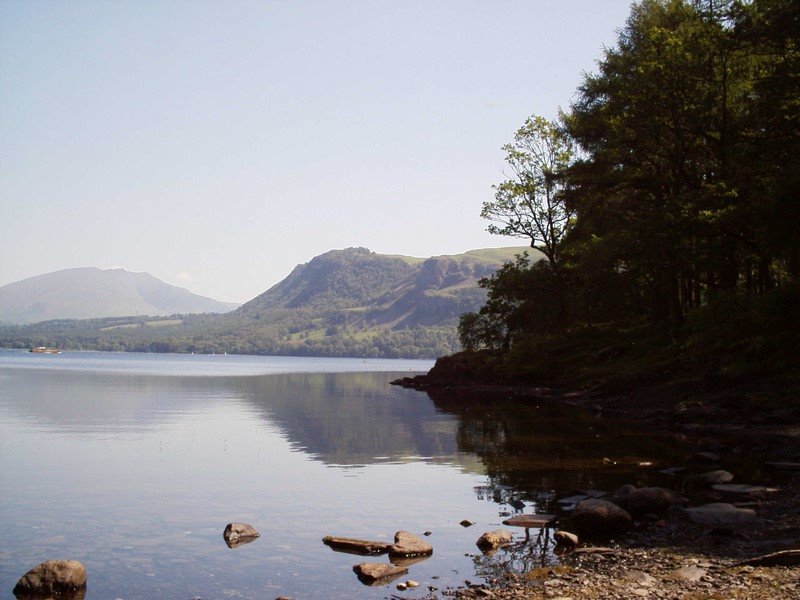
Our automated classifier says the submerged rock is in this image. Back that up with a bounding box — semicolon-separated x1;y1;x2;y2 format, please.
572;499;632;540
13;560;87;597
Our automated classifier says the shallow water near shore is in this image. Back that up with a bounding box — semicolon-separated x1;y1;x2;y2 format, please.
0;350;686;598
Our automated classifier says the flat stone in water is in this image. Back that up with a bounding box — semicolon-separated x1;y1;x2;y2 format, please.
322;536;391;555
502;514;557;528
353;562;408;586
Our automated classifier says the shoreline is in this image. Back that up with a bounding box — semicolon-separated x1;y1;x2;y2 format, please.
396;369;800;599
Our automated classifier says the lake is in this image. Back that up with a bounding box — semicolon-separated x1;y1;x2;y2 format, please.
0;350;682;598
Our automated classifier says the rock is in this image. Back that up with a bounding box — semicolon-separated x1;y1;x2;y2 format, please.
508;498;526;510
322;536;391;555
660;466;687;476
396;582;407;591
556;495;590;512
389;531;433;557
502;514;557;528
13;560;87;596
353;562;408;585
695;451;721;462
691;470;734;486
670;565;706;581
572;499;632;540
223;523;259;548
460;519;475;527
610;484;637;507
626;487;688;516
476;529;513;551
554;531;579;547
406;580;420;588
624;570;656;586
682;503;757;528
711;484;775;496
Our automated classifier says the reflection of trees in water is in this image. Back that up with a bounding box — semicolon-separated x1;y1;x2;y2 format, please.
428;387;683;504
235;372;469;467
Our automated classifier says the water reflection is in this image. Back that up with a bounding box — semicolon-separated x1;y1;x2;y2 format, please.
0;369;469;468
236;372;463;466
0;360;690;599
427;387;685;507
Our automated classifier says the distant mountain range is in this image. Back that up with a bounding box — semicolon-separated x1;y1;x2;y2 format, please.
0;267;240;324
0;246;531;358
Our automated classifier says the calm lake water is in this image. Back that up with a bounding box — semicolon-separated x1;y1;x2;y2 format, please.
0;350;683;599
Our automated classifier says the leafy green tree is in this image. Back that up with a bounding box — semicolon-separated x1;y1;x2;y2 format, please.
482;116;574;272
481;116;575;324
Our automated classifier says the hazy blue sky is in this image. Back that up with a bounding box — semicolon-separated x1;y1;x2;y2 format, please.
1;0;632;303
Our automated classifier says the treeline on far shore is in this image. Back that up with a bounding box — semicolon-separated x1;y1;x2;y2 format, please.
0;313;457;359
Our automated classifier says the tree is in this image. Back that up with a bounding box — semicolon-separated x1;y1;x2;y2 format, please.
481;116;575;324
565;0;780;328
482;116;574;272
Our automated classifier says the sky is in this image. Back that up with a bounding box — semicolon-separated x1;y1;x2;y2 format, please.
0;0;633;303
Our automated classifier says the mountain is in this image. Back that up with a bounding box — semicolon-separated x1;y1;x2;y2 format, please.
0;246;532;358
0;267;240;324
219;245;532;356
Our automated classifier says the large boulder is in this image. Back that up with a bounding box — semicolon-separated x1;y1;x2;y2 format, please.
389;531;432;557
626;487;688;516
13;560;87;596
572;499;632;540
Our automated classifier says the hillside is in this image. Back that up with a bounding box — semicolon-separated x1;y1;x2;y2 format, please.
0;267;240;324
0;246;530;358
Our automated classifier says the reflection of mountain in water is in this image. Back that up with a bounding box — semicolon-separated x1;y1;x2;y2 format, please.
236;372;473;468
427;387;685;504
0;368;481;471
0;368;228;434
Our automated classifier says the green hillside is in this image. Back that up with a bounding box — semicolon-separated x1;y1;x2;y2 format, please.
0;246;529;358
